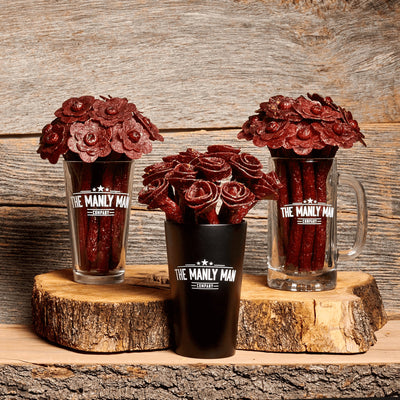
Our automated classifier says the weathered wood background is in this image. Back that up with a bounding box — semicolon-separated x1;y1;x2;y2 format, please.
0;0;399;326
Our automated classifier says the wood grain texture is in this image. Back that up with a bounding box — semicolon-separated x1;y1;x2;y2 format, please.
0;0;399;134
32;265;387;353
0;125;399;324
1;322;400;399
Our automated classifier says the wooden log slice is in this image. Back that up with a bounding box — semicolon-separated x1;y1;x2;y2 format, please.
32;265;387;353
32;266;171;353
237;271;387;354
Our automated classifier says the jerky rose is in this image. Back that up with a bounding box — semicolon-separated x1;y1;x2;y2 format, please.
163;148;202;164
166;163;198;193
251;172;282;201
283;122;325;156
133;111;164;142
205;144;241;161
219;181;256;224
110;118;152;159
138;178;183;223
195;156;232;182
91;97;136;128
230;152;263;184
55;96;95;124
142;161;176;186
68;120;112;163
258;95;301;122
37;120;69;164
185;180;221;224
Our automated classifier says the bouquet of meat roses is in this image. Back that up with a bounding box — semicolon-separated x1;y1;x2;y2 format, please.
237;93;366;272
37;95;163;276
138;145;282;224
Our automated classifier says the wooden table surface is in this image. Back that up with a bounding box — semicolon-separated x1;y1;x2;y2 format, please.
1;321;399;399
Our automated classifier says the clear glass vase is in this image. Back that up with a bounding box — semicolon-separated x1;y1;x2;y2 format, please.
63;160;134;284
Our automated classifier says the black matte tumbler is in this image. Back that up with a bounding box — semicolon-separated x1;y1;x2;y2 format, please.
164;221;247;358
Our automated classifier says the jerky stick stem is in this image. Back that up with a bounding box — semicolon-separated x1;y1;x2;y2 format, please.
312;159;333;270
96;164;114;273
285;160;303;269
299;162;316;271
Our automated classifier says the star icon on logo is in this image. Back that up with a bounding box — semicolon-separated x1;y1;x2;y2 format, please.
97;185;104;192
201;259;208;266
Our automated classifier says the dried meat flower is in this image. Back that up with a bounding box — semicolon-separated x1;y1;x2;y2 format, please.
138;178;183;223
139;145;283;224
195;156;232;182
55;96;95;124
219;181;257;224
110;119;152;159
38;95;163;164
37;120;69;164
68;120;112;163
185;180;221;224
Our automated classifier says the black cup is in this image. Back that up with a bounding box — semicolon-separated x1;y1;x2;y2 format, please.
164;221;247;358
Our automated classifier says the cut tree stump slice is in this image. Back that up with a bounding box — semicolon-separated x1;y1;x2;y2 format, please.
32;265;387;354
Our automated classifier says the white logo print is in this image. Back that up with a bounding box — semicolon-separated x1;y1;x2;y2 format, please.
280;198;334;225
174;259;237;290
69;186;130;216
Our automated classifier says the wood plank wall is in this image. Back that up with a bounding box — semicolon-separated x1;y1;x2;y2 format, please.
0;0;399;324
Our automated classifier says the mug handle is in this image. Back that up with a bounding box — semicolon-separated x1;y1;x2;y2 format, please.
338;174;368;260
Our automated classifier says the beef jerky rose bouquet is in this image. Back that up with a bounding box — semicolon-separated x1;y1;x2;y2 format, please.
38;95;163;163
238;93;366;272
37;95;163;281
138;145;282;224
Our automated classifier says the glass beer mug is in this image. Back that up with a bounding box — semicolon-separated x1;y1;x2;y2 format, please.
267;157;367;292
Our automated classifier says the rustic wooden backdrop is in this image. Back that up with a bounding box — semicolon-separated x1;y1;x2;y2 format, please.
0;0;399;324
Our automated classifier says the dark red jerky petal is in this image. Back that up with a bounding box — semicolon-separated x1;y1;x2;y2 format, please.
37;121;69;164
258;95;302;122
293;96;341;122
110;119;153;159
133;111;164;142
162;148;202;164
207;144;241;154
195;156;232;182
237;115;265;142
313;121;363;149
166;163;198;192
307;93;339;111
139;178;183;223
68;120;112;162
204;144;241;161
185;180;220;224
142;161;176;186
91;97;134;128
251;171;282;200
219;181;256;224
138;178;170;209
221;181;255;208
230;153;263;183
55;96;95;124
